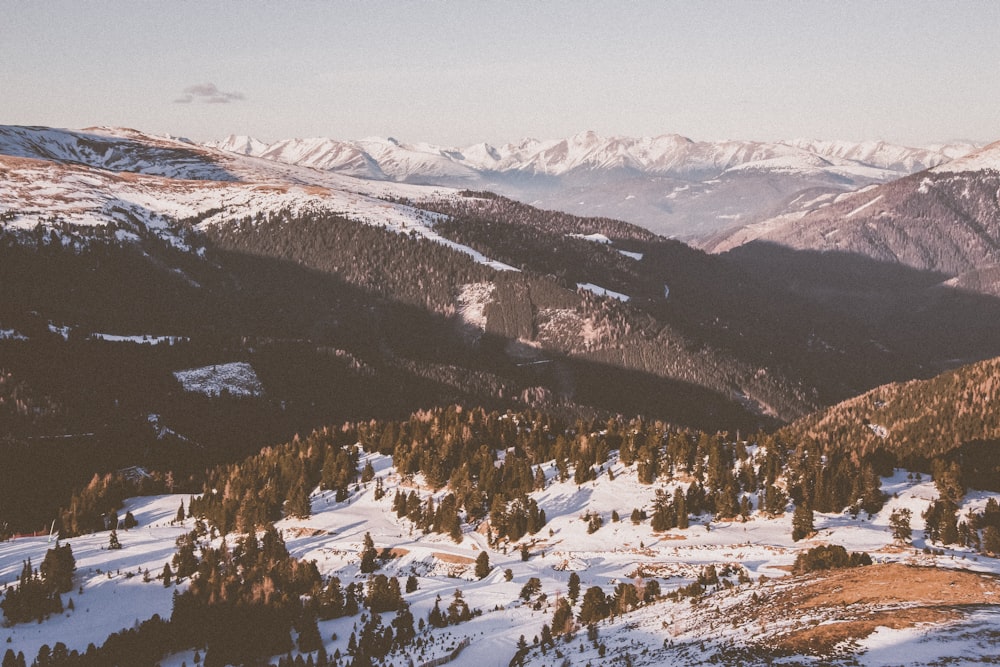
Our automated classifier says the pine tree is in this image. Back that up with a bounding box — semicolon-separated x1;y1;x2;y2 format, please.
889;508;912;543
567;571;581;605
176;501;186;524
551;597;573;635
286;481;311;519
674;487;689;529
296;607;322;653
983;526;1000;555
162;563;173;587
475;551;491;579
359;532;378;573
578;587;609;625
791;503;813;542
427;596;446;628
108;530;122;550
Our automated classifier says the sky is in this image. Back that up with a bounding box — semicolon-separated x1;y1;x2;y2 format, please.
2;1;998;147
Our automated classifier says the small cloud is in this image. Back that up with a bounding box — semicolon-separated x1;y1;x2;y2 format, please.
174;82;245;104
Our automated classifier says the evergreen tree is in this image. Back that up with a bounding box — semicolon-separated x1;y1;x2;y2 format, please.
446;588;471;624
889;508;912;543
39;543;75;593
161;563;173;587
475;551;491;579
551;597;573;635
427;596;446;628
296;607;322;653
650;489;674;531
674;487;689;529
359;532;378;573
578;587;609;625
567;572;581;605
983;526;1000;555
286;480;311;519
791;503;814;542
108;530;122;550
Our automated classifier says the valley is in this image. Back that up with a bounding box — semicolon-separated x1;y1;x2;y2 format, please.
2;124;1000;666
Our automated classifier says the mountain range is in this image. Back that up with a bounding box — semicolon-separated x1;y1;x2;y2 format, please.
207;131;978;239
4;122;1000;667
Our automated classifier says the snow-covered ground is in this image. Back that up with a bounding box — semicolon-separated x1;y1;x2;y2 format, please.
2;457;998;666
172;361;264;397
0;126;519;274
577;282;631;302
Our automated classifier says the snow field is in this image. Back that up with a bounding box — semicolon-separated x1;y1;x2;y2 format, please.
2;454;999;666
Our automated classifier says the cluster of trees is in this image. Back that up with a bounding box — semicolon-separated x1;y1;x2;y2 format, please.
438;194;659;243
544;575;662;644
924;496;1000;555
206;207;493;317
168;525;322;666
186;427;359;534
781;356;1000;482
792;545;872;574
0;543;75;625
166;404;894;550
665;563;749;602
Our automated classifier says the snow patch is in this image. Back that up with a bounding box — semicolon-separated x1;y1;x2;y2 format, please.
569;232;612;244
455;282;495;333
846;194;883;219
90;333;188;345
577;283;630;302
172;362;263;397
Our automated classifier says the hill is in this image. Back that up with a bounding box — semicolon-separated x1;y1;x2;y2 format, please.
2;404;1000;666
779;355;1000;491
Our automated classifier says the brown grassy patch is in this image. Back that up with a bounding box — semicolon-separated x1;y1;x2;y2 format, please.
433;552;475;565
760;564;1000;656
779;607;952;655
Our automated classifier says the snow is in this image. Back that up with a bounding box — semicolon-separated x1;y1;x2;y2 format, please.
2;460;999;666
89;333;188;345
172;361;263;397
455;282;495;334
202;129;979;182
0;126;520;275
618;249;644;261
577;282;631;302
0;328;28;341
569;232;612;244
932;140;1000;173
846;194;884;219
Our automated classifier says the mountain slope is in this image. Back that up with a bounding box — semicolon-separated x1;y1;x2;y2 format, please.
704;142;1000;294
779;355;1000;488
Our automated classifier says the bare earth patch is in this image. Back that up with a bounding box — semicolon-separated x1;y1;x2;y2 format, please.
760;564;1000;656
432;552;475;565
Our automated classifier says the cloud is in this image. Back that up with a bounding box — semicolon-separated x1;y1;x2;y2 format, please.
174;82;245;104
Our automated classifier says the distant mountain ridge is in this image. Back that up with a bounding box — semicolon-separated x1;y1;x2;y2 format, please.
208;131;973;181
207;131;978;238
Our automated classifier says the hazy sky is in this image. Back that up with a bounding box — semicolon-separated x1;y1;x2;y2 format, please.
3;1;998;146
